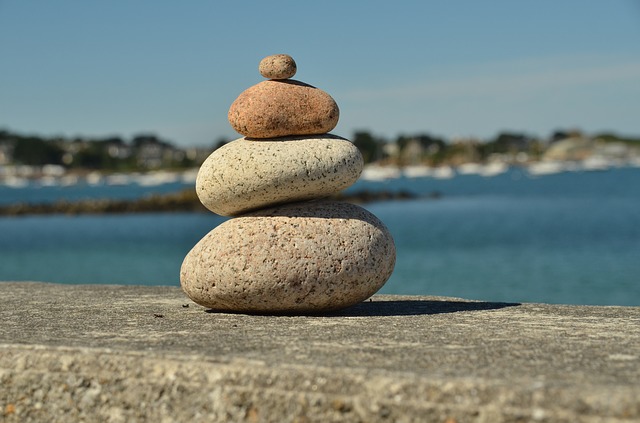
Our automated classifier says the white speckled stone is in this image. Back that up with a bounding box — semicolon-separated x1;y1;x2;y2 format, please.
196;135;363;216
180;201;396;313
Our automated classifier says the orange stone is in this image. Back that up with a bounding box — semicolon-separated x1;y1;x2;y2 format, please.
228;79;339;139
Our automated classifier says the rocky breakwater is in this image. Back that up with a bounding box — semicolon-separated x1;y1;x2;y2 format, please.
180;54;395;313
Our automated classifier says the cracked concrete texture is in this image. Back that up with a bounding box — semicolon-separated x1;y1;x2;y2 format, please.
1;282;639;422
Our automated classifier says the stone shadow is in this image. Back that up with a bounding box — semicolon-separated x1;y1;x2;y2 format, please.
204;300;520;317
325;299;521;317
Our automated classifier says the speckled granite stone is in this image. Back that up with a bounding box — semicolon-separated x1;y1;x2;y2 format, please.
196;135;363;216
180;200;396;313
259;54;297;79
228;79;339;138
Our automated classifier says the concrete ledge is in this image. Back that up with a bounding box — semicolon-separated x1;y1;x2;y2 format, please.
1;282;639;422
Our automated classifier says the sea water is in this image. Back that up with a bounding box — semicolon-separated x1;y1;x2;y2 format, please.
1;167;639;306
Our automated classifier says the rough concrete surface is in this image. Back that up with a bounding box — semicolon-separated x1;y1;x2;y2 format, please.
0;282;638;422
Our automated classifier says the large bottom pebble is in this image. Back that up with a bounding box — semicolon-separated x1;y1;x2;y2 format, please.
180;200;396;313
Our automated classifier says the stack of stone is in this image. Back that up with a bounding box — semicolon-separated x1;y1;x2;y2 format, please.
180;54;395;314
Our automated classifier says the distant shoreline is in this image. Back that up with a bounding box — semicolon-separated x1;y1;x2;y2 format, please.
0;188;419;217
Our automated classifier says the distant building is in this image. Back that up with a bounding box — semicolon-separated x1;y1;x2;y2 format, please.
107;143;131;160
543;136;595;161
0;144;12;165
186;147;215;165
400;139;423;165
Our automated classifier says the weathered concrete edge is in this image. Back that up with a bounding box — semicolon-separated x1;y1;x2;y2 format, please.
1;343;637;423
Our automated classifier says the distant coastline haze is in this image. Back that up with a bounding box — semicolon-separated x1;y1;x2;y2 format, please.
1;1;639;146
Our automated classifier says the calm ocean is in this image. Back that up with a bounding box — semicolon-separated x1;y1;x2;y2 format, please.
1;167;639;306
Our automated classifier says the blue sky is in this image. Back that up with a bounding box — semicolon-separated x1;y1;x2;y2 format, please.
1;1;639;146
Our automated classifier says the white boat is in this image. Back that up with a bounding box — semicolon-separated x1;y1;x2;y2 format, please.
479;162;509;177
527;161;566;176
580;156;611;171
628;157;640;168
432;166;455;179
86;172;103;186
1;176;29;188
457;163;483;175
458;162;508;177
181;169;199;184
106;173;131;186
402;165;432;179
60;175;79;186
360;165;401;181
41;164;65;177
136;171;180;186
38;176;58;187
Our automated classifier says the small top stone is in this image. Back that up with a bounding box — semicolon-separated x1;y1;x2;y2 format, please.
259;54;297;79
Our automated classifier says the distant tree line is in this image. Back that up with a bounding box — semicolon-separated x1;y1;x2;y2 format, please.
0;129;225;171
353;130;545;165
353;129;640;165
1;127;638;170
